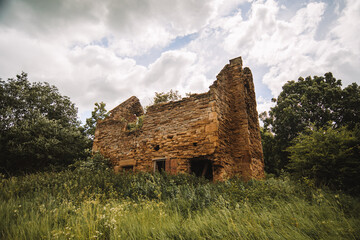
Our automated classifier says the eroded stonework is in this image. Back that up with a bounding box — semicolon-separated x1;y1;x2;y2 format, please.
93;57;264;180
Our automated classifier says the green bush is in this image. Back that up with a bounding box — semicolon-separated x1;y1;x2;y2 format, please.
287;125;360;194
70;152;111;171
153;89;181;105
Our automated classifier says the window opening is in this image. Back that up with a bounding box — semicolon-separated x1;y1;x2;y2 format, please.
153;158;166;172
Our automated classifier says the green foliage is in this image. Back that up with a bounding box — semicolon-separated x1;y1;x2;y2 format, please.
260;127;280;175
0;170;359;239
0;72;89;174
287;125;360;194
339;82;360;129
127;115;144;132
84;102;108;140
153;89;181;105
261;73;360;172
0;72;79;128
70;152;111;171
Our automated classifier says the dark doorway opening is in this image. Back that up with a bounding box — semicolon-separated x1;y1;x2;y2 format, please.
190;158;213;180
154;159;165;172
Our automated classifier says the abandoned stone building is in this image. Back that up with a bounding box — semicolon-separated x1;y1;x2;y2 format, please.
93;56;264;181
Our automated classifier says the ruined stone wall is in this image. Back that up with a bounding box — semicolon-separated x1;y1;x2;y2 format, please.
93;96;143;168
93;56;264;180
93;93;220;175
209;66;235;180
209;57;264;180
241;67;265;179
135;93;218;173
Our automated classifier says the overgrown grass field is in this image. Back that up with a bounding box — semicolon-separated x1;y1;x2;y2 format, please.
1;168;359;239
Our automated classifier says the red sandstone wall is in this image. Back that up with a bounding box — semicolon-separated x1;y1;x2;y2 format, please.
136;93;218;173
241;67;265;179
93;93;220;175
210;57;264;180
93;56;264;180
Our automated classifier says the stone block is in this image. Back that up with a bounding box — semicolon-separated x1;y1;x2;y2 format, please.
205;122;217;133
209;112;218;120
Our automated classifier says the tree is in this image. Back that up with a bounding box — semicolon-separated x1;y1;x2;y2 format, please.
153;89;181;105
287;125;360;193
261;73;360;172
0;72;89;174
260;127;279;175
337;83;360;129
84;102;108;140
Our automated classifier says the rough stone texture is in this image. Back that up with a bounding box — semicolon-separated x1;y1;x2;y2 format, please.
93;57;264;180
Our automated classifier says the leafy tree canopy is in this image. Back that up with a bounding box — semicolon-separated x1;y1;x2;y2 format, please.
0;72;89;174
261;72;360;172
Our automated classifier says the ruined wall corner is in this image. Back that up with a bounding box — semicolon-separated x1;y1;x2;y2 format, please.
229;56;243;67
108;96;144;122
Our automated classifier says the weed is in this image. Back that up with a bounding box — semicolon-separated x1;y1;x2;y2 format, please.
0;169;359;239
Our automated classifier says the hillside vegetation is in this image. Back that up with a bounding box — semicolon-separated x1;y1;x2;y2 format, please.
1;162;359;240
1;73;359;239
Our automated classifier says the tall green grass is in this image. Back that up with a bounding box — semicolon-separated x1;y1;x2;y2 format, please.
1;169;359;239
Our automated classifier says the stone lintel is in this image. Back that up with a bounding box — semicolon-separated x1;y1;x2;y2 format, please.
118;159;136;167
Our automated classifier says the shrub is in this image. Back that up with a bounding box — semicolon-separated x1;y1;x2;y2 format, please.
71;152;111;171
153;90;181;105
287;125;360;194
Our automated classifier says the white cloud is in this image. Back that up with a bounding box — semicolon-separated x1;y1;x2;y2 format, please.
0;28;72;86
0;0;223;117
0;0;359;123
179;0;359;105
190;0;358;97
67;45;147;109
139;50;210;104
0;0;222;56
331;0;360;53
219;1;329;96
256;96;275;122
326;0;360;86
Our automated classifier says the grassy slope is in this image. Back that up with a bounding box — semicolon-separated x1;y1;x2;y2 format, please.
0;169;359;240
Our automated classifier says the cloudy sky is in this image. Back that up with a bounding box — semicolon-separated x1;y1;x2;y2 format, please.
0;0;359;123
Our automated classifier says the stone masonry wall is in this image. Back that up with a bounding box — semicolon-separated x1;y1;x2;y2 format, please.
93;56;264;181
209;57;264;180
241;67;265;179
93;93;219;176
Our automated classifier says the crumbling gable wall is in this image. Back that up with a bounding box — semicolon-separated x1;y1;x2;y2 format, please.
210;57;264;180
93;56;264;180
93;96;144;168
